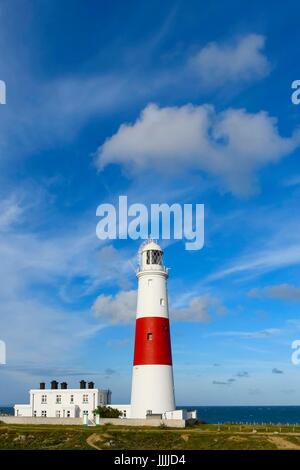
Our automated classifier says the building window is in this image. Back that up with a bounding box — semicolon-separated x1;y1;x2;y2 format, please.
56;395;61;404
160;298;165;306
147;332;153;341
41;394;47;404
41;411;47;417
83;410;88;416
56;410;61;418
83;394;88;403
123;410;127;417
67;411;71;417
70;395;74;404
146;251;151;264
33;411;37;417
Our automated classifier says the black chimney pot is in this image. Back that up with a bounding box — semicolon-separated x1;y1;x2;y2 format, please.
39;382;45;390
80;380;86;389
88;381;94;389
61;382;67;389
51;380;58;390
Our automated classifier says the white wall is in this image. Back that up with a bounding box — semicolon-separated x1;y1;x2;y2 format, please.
110;404;132;418
15;388;110;419
131;365;175;418
136;270;169;319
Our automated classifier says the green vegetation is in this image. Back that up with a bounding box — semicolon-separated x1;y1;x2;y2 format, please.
1;422;300;450
94;406;122;418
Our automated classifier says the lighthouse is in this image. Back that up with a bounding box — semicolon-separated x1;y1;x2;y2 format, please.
130;240;176;418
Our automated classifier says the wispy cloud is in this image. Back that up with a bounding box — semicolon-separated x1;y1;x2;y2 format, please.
209;328;281;339
212;380;231;386
272;368;284;374
208;243;300;281
249;284;300;302
106;339;130;348
189;33;271;89
236;371;250;378
4;365;106;378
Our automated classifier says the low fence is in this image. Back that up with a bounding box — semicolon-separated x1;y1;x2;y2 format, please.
97;418;186;428
0;416;187;428
0;416;82;425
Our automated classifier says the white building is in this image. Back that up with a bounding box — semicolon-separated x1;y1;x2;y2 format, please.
14;380;111;420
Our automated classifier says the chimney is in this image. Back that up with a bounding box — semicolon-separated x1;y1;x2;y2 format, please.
88;381;94;389
39;382;45;390
51;380;58;390
61;382;67;389
80;380;86;389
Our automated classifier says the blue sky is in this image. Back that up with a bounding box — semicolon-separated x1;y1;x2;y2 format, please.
1;0;300;406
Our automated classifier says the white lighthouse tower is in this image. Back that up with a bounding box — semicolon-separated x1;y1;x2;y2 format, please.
130;240;176;418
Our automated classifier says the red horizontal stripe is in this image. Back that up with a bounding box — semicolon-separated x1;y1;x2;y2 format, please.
133;316;172;366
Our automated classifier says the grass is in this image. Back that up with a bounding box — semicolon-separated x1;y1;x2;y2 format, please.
1;422;300;450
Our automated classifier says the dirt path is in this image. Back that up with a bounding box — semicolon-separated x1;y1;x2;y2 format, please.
86;433;102;450
266;436;300;450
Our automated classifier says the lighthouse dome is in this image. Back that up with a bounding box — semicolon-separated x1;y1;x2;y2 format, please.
140;240;162;253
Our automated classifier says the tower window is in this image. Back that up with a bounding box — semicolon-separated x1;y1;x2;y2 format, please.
148;279;152;286
160;298;165;306
147;332;153;341
152;250;162;265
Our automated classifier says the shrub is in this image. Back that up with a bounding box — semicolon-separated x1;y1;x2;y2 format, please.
94;406;122;418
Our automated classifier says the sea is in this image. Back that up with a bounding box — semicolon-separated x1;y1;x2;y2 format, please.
183;406;300;424
2;405;300;424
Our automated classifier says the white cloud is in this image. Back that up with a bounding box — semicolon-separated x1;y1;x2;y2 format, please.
96;103;300;196
249;284;300;302
172;295;226;322
92;291;225;324
189;33;271;88
0;195;24;231
92;290;137;324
